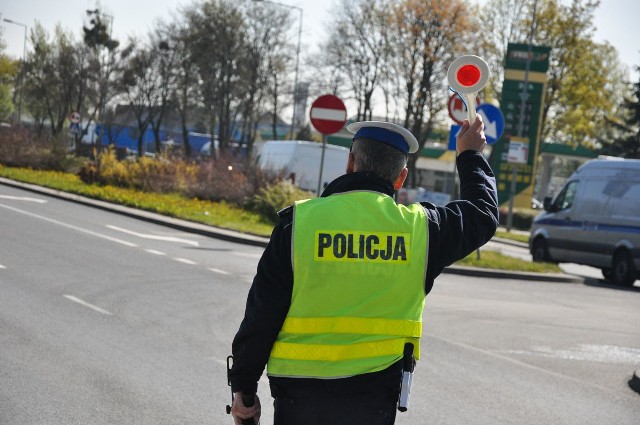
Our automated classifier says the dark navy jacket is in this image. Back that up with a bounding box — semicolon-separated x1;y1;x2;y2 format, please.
230;150;499;394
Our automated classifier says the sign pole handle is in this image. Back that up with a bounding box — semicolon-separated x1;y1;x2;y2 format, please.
464;93;477;124
317;134;328;196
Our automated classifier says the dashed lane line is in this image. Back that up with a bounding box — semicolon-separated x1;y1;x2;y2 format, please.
174;257;197;265
0;203;137;248
63;295;113;316
208;267;230;275
145;249;166;256
106;225;199;247
0;264;6;269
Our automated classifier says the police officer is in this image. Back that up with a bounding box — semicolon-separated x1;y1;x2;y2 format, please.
230;115;498;425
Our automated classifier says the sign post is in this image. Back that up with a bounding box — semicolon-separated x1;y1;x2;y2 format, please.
309;95;347;195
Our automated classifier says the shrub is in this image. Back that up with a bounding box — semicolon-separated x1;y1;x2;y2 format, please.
79;148;201;194
245;180;313;224
0;127;82;172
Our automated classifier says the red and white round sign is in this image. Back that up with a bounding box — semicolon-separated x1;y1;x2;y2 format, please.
447;94;481;125
310;95;347;135
69;112;81;124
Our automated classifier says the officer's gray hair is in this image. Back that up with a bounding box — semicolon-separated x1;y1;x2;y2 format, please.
351;138;408;183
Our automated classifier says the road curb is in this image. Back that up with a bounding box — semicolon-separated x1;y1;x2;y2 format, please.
492;236;528;249
444;265;583;283
1;177;581;283
629;370;640;395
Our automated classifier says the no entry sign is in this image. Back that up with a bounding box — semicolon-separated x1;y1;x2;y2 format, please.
310;95;347;135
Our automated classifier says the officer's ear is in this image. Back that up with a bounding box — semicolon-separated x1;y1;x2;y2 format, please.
346;152;355;174
393;167;408;190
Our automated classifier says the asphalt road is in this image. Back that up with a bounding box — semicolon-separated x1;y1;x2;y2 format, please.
1;184;639;424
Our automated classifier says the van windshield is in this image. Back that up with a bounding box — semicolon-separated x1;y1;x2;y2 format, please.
552;181;579;210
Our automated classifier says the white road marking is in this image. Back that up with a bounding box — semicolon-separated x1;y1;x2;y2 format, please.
0;264;6;269
174;257;197;265
232;252;261;259
428;332;639;400
106;225;199;246
208;267;230;275
0;203;137;247
145;249;166;256
497;344;640;365
63;295;113;315
0;195;47;203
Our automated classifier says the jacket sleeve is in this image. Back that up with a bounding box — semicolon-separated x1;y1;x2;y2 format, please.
229;210;294;394
422;150;499;293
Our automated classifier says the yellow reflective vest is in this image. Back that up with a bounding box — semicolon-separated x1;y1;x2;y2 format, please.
267;191;428;378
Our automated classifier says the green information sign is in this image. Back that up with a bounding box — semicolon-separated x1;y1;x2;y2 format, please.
490;43;551;205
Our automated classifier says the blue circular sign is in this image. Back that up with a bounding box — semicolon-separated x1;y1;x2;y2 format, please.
476;103;505;145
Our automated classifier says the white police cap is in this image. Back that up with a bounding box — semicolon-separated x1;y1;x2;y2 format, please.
346;121;419;155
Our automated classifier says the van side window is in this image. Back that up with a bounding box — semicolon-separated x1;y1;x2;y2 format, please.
553;181;578;210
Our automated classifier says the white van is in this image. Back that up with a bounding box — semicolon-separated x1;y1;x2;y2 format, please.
257;140;350;194
529;157;640;286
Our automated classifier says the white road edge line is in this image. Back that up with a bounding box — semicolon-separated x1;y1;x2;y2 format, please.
63;295;113;316
106;225;199;246
174;257;197;265
208;267;230;275
0;203;137;247
0;264;6;269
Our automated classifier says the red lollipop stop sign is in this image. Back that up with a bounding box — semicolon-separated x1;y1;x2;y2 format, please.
447;56;490;123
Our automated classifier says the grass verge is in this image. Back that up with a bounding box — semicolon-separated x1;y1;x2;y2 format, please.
457;250;561;273
494;230;530;244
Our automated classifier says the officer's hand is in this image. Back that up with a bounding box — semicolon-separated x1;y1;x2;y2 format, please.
231;392;261;425
456;114;486;154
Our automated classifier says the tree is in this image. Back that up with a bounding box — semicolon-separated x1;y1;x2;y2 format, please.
184;0;247;149
477;0;532;100
321;0;390;121
0;32;18;121
23;23;95;137
167;20;198;158
117;39;159;156
390;0;476;186
241;3;293;150
481;0;627;149
600;67;640;158
147;27;179;153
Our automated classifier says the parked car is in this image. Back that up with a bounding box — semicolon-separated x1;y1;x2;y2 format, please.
529;157;640;286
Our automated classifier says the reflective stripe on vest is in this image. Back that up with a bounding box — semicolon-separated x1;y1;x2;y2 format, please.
267;191;428;378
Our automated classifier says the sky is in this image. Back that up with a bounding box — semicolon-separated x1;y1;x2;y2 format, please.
1;0;639;74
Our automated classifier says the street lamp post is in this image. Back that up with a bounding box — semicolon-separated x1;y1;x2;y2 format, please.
3;18;27;126
253;0;303;140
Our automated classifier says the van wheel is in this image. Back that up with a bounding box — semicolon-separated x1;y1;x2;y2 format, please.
611;250;637;286
532;237;551;262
